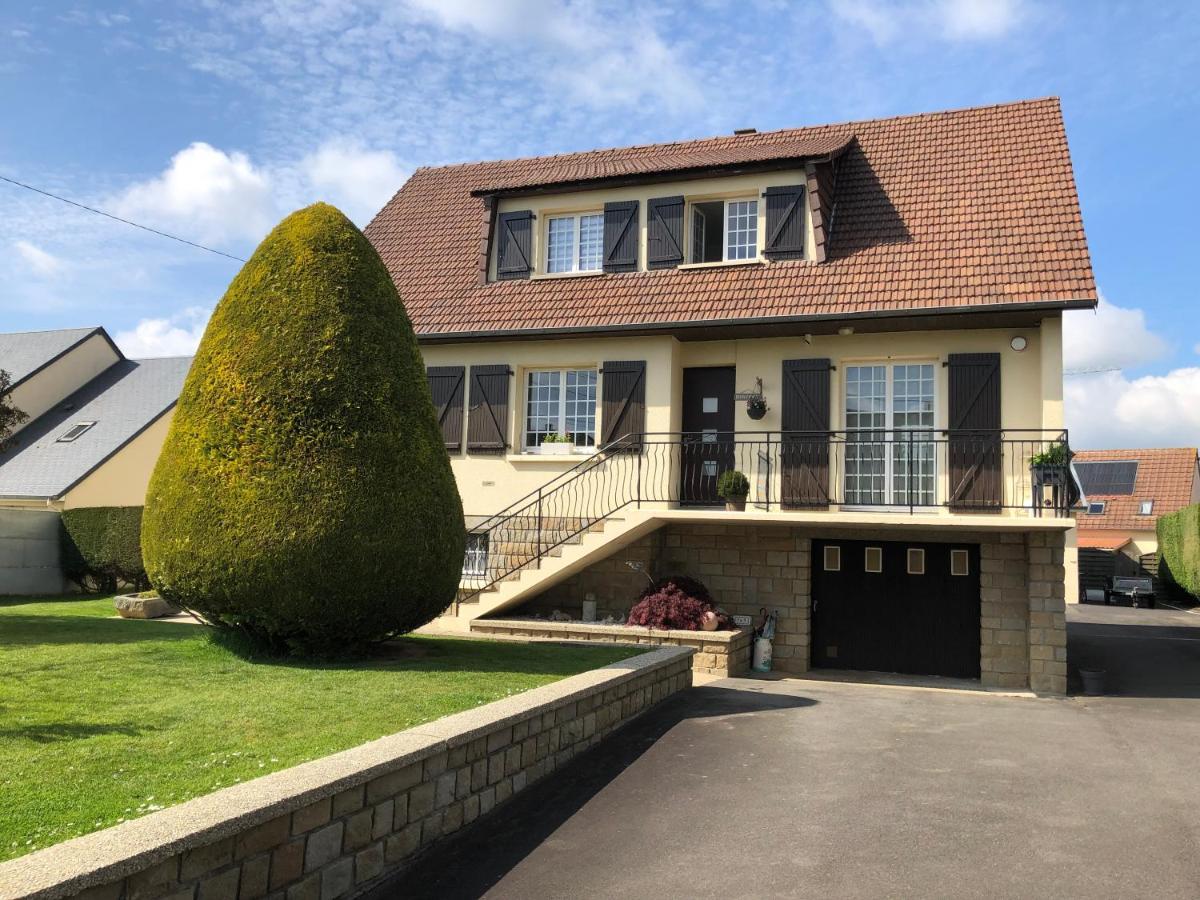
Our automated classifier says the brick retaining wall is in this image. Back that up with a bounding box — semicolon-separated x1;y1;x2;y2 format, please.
0;648;692;900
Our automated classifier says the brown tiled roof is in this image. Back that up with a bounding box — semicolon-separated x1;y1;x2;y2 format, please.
468;131;856;194
1075;448;1200;532
366;97;1097;338
1076;532;1133;550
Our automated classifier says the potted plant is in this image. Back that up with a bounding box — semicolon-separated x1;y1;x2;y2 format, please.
746;395;768;420
717;469;750;511
1030;442;1069;484
539;432;576;455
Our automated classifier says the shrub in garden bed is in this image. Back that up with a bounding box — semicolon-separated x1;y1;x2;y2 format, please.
142;203;465;655
626;576;734;630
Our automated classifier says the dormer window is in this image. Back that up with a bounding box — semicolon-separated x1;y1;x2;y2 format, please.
546;212;604;274
688;198;759;263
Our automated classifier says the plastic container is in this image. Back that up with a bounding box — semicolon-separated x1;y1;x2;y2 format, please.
752;637;773;673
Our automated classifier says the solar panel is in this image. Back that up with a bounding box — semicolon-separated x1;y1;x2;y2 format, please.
1074;461;1139;496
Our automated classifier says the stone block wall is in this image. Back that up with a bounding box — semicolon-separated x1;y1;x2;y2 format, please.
471;619;752;677
0;649;692;900
518;521;1069;692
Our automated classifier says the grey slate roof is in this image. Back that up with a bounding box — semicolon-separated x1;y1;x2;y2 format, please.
0;327;111;388
0;356;192;499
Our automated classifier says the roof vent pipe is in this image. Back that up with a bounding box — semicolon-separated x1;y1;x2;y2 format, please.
733;127;757;135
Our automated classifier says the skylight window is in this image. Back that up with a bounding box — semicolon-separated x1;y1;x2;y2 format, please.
1087;501;1106;515
1139;500;1154;515
57;422;96;442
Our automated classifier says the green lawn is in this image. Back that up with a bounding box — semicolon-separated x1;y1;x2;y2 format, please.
0;597;636;861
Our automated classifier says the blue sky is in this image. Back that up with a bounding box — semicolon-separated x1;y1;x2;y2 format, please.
1;0;1198;448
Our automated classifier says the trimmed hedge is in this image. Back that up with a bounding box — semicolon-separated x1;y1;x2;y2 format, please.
61;506;149;592
1158;503;1200;600
142;203;466;654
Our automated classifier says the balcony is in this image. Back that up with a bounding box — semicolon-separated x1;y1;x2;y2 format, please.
461;429;1075;597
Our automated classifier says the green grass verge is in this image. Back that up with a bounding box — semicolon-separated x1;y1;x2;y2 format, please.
0;597;637;861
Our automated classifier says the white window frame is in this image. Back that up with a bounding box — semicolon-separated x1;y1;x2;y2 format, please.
823;545;841;572
907;548;926;575
687;197;760;263
1087;501;1106;515
544;211;604;275
864;546;883;573
842;361;938;510
1138;500;1154;515
950;549;970;577
463;533;489;577
522;367;599;452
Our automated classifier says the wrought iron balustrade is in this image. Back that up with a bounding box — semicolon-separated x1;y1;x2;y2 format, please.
459;429;1073;598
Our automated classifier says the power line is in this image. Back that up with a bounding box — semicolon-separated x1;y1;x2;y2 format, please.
0;174;247;263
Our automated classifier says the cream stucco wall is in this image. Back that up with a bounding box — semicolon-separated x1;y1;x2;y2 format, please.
6;334;121;434
423;317;1066;519
493;168;813;279
60;410;173;510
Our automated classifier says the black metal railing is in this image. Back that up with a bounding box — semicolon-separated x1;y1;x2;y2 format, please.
459;429;1073;599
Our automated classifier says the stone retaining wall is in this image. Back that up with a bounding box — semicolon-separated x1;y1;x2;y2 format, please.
0;648;692;900
471;620;752;677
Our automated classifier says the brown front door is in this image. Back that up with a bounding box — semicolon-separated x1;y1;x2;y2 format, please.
680;367;736;505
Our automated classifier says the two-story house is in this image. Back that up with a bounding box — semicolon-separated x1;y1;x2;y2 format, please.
365;97;1097;694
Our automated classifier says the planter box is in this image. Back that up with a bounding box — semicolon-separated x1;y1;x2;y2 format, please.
471;619;752;677
538;443;577;456
114;593;179;619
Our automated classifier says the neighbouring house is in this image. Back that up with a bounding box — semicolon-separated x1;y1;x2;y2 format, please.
366;96;1095;694
1072;447;1200;597
0;327;190;594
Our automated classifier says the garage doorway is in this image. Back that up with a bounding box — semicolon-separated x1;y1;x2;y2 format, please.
811;539;981;678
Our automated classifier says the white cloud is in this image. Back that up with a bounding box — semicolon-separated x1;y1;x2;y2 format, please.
1063;296;1170;373
114;143;275;245
1066;369;1200;450
301;140;408;225
830;0;1024;44
13;240;64;277
115;307;210;358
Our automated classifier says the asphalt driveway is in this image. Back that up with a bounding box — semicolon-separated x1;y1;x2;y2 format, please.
373;605;1200;899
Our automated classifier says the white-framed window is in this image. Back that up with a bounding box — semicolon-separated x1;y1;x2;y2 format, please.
1138;500;1154;515
950;549;969;577
844;363;936;507
823;545;841;572
524;368;598;449
689;198;759;263
463;533;489;577
907;548;925;575
57;422;96;443
865;546;883;573
1087;501;1106;515
545;212;603;274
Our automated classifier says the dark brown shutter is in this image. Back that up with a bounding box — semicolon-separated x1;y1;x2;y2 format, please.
426;366;465;451
496;211;533;280
646;196;684;269
764;185;807;259
781;359;831;508
600;360;646;449
602;201;639;273
467;364;512;453
948;353;1002;509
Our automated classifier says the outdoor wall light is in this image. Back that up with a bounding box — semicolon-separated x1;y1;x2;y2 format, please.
1010;336;1028;351
838;326;855;336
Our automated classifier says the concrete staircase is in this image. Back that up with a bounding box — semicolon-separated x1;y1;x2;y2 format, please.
438;509;663;632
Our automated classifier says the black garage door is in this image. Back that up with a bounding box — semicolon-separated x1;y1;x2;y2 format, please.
811;539;981;678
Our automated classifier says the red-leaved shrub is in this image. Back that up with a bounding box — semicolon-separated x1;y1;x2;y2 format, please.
626;576;733;630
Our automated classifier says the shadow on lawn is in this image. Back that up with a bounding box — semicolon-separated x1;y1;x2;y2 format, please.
0;720;146;744
0;614;197;648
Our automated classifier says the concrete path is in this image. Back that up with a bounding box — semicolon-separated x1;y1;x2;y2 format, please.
371;605;1200;899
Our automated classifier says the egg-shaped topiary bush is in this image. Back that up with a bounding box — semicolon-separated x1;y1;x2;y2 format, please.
142;203;465;654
